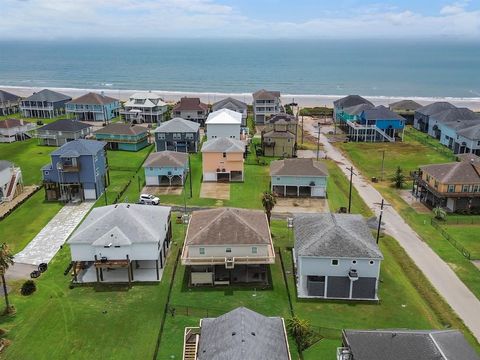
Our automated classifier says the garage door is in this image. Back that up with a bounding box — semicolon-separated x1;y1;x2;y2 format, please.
311;186;325;197
203;172;217;182
146;176;160;186
84;188;97;200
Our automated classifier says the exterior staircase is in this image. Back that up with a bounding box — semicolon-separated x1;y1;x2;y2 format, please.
183;327;200;360
3;167;21;202
346;120;395;142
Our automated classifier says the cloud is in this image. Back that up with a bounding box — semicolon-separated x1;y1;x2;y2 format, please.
0;0;479;39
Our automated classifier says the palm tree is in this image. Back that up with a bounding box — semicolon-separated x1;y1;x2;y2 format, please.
286;316;314;351
433;206;447;221
392;166;406;189
261;191;276;224
0;243;14;313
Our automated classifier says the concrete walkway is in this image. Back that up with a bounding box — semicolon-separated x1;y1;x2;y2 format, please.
316;129;480;341
14;201;94;266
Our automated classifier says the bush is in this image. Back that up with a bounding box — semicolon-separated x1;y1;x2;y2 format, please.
21;280;36;296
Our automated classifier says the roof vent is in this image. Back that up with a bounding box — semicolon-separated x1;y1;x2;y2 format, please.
232;332;236;336
251;332;256;336
127;204;130;208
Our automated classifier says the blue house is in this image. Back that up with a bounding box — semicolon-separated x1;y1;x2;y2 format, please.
413;102;456;133
270;158;328;197
42;139;109;202
66;92;120;121
333;95;374;123
93;123;149;151
426;107;479;140
143;151;189;186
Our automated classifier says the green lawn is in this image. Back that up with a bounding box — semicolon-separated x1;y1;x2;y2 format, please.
441;225;480;260
0;139;56;185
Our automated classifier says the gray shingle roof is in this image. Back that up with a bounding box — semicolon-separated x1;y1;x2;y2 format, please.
185;208;271;246
201;137;245;153
333;95;374;109
24;89;72;103
0;118;33;129
294;213;383;259
252;89;281;100
37;119;92;132
266;113;297;124
0;90;21;103
457;122;480;140
263;130;295;139
343;329;480;360
154;118;200;133
432;107;479;123
212;97;247;112
68;203;171;245
270;158;328;177
343;103;375;116
94;123;147;136
0;160;13;172
416;102;456;116
389;100;422;111
68;92;118;105
198;307;290;360
143;151;188;168
52;139;106;157
362;105;405;121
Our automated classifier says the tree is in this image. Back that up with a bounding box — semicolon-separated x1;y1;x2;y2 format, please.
392;166;406;189
261;192;276;224
0;243;14;313
433;206;447;221
286;316;315;351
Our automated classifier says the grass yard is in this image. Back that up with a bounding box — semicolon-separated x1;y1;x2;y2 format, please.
0;214;184;360
0;139;56;185
441;225;480;260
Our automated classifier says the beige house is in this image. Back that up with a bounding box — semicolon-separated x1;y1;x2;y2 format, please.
181;208;275;286
201;137;245;182
416;153;480;212
262;113;297;157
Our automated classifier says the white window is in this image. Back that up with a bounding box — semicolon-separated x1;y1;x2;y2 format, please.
331;259;338;266
186;133;194;140
462;185;470;193
447;185;455;193
199;248;205;255
173;133;182;140
158;133;165;140
226;248;232;253
252;247;257;254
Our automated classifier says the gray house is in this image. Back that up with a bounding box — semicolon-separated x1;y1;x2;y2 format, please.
338;329;480;360
388;99;422;125
183;307;292;360
294;213;383;300
36;119;92;146
154;117;200;153
212;97;248;126
0;90;22;116
20;89;72;118
253;89;282;124
413;101;456;133
42;139;109;202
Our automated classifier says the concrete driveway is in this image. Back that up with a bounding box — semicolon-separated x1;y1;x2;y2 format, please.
142;186;183;196
200;183;230;200
13;201;94;266
273;198;328;214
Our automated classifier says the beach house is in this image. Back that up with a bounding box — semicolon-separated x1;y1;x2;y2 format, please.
0;161;23;203
211;97;248;126
294;213;383;300
36;119;92;146
182;307;291;360
0;90;22;116
181;208;275;286
154;117;200;153
120;91;168;124
261;113;297;157
388;99;422;125
252;89;282;124
67;203;172;284
205;108;242;140
42;139;109;202
333;95;374;123
20;89;72;118
143;151;189;186
337;329;480;360
93;123;149;151
66;92;120;122
427;107;479;140
270;158;328;197
455;123;480;155
201;137;245;182
0;118;36;143
172;97;209;125
413;101;456;133
415;154;480;212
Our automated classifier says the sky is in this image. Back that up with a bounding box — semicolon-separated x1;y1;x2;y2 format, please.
0;0;479;40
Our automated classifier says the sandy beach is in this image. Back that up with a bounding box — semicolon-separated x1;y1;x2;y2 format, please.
2;85;480;111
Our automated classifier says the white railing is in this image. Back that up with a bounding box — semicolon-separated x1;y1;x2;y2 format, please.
183;327;200;360
181;254;275;266
346;120;395;142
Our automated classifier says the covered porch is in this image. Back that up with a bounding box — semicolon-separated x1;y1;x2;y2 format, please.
188;264;269;286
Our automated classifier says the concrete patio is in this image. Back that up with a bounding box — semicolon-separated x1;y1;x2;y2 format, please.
200;182;230;200
76;261;164;283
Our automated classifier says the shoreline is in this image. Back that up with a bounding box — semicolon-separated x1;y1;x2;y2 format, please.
2;85;480;110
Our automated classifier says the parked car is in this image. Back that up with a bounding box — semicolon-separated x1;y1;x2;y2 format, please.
139;193;160;205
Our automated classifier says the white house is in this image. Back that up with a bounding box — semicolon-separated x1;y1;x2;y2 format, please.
67;203;172;283
0;160;23;203
120;91;168;123
211;97;248;126
0;118;36;143
294;213;383;301
205;108;242;140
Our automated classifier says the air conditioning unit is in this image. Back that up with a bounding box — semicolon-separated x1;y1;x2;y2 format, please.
225;257;235;269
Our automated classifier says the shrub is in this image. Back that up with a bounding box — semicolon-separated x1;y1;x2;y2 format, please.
21;280;36;296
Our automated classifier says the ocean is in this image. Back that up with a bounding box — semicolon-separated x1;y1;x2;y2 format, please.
0;39;479;100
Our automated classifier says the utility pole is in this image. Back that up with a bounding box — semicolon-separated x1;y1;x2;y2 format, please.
301;115;304;144
347;166;357;213
316;122;321;161
188;154;193;198
374;199;391;244
380;150;385;181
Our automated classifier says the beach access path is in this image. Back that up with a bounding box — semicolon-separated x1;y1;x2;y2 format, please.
304;121;480;342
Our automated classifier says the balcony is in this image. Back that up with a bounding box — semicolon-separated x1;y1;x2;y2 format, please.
181;247;276;266
61;164;80;172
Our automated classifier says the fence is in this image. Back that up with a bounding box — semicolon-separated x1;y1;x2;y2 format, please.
403;128;456;161
440;216;480;225
166;304;234;319
431;218;472;260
